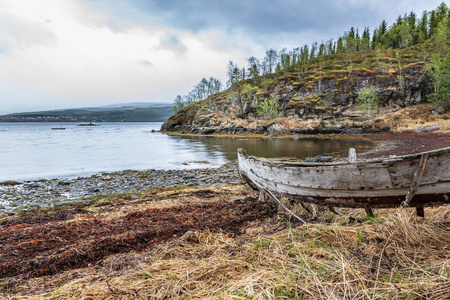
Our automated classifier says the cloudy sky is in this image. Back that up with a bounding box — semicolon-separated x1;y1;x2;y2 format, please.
0;0;445;113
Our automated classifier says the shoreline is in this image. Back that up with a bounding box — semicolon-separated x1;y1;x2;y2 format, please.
0;164;240;214
1;132;449;298
2;131;450;214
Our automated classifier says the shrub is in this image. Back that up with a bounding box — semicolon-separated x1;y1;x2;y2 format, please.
257;97;279;119
428;54;450;111
357;86;379;118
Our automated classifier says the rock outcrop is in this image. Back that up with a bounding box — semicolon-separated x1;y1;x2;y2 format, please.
162;59;432;135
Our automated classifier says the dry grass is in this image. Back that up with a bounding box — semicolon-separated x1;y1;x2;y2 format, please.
373;103;450;132
5;188;448;300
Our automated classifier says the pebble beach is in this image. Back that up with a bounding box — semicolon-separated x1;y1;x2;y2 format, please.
0;163;240;213
2;131;450;214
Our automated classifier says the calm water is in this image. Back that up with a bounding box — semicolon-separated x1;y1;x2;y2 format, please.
0;122;373;181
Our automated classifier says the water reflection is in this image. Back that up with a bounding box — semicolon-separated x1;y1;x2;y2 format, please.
168;135;374;161
0;122;376;181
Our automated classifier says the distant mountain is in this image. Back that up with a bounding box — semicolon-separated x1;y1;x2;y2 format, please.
0;102;173;122
77;102;171;111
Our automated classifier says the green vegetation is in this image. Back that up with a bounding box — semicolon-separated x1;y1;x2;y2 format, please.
357;86;379;118
0;106;173;122
428;13;450;110
429;54;450;109
257;97;279;120
170;2;450;117
223;2;450;83
172;77;223;112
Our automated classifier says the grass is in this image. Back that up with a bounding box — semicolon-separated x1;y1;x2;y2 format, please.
164;44;450;137
1;186;447;299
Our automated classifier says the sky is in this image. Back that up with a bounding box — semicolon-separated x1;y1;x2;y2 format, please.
0;0;446;114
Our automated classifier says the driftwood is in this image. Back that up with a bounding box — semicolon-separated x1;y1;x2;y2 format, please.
409;124;443;133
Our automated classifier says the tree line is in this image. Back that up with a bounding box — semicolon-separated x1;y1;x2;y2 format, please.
174;2;450;112
172;77;223;112
228;2;450;82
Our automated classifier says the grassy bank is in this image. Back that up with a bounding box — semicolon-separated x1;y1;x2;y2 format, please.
1;185;448;299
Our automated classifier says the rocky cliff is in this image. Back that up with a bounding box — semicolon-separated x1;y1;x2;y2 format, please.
162;48;434;135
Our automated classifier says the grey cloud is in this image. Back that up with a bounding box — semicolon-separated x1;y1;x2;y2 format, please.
0;13;57;50
156;34;187;55
83;0;444;50
127;0;442;46
131;1;378;34
139;60;154;68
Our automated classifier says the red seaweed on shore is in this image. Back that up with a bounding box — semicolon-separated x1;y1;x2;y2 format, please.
0;196;276;281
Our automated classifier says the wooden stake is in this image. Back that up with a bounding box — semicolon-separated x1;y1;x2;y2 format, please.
365;208;375;218
300;202;314;215
402;154;428;208
328;206;344;216
416;207;425;218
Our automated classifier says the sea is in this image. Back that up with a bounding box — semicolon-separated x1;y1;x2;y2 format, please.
0;122;373;181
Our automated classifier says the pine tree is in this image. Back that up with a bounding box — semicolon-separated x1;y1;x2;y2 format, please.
336;37;344;53
318;43;325;57
310;42;317;59
380;20;387;36
429;10;437;37
371;29;379;49
418;11;429;43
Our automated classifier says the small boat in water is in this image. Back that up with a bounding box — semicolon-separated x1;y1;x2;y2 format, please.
77;122;99;126
237;147;450;218
51;123;66;130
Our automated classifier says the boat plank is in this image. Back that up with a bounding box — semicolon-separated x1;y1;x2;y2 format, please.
388;155;450;187
242;158;394;190
238;147;450;209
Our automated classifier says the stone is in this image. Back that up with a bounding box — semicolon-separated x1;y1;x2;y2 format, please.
432;104;446;115
200;128;216;134
0;164;241;213
1;180;21;186
88;187;100;193
304;155;332;163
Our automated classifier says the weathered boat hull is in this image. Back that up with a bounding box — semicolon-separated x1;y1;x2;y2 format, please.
237;147;450;209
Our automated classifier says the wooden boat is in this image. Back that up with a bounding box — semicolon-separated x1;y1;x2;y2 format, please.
51;123;66;130
77;122;99;126
237;147;450;217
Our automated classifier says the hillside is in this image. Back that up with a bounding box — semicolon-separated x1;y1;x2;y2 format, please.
0;104;173;122
162;45;450;134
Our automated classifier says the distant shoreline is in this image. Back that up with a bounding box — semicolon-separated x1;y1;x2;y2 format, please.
0;120;167;123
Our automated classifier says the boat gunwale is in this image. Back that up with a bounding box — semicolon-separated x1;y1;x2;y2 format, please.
238;146;450;168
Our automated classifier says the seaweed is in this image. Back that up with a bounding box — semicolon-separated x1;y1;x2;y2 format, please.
0;196;276;280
